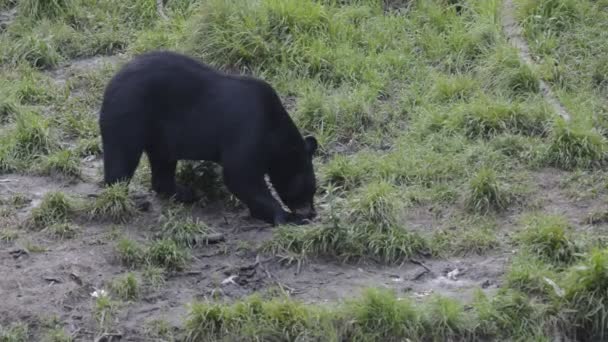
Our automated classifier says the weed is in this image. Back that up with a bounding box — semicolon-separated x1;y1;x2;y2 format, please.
25;192;73;230
157;206;212;247
142;265;166;290
450;98;550;139
45;222;79;239
518;0;579;36
89;183;136;223
75;138;101;157
12;111;55;161
322;154;371;191
480;44;540;96
24;241;46;253
144;319;173;340
115;238;145;268
0;229;18;242
2;31;62;69
183;294;324;341
10;193;31;208
544;120;606;170
515;214;580;265
561;248;608;340
348;180;399;228
18;0;72;20
422;295;472;340
93;293;117;332
38;150;81;179
43;327;72;342
505;254;561;298
146;239;189;271
344;288;420;339
110;273;139;301
433;73;477;102
431;223;499;257
465;167;509;214
0;323;28;342
472;289;548;339
0;101;18;124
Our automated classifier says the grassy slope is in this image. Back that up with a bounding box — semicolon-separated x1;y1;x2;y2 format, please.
1;0;608;340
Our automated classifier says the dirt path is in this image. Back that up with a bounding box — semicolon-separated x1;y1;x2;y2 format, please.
501;0;571;122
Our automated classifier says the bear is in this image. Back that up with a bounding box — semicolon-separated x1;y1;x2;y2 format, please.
98;50;318;226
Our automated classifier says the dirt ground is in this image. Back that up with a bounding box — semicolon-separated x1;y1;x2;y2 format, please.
1;146;605;340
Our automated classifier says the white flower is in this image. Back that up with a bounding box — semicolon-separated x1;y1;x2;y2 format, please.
91;289;108;298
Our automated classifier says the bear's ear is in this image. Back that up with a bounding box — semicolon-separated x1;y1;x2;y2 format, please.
304;136;318;156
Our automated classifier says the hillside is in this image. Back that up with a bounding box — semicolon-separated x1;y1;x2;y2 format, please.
1;0;608;341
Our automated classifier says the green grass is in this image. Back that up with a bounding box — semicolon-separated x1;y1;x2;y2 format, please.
0;229;18;242
25;191;74;230
142;265;166;291
0;323;28;342
89;183;136;223
561;248;608;340
157;206;213;247
0;110;58;172
115;238;146;268
109;272;139;301
544;119;606;170
146;238;190;271
18;0;73;21
431;221;499;257
514;214;581;266
37;149;81;179
43;328;72;342
44;222;79;239
93;293;118;333
465;167;511;214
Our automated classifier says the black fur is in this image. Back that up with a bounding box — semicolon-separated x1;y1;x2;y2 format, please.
99;51;318;226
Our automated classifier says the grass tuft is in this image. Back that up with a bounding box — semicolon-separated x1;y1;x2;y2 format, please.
146;239;190;271
115;238;146;268
0;323;28;342
12;111;55;160
89;183;136;223
157;206;213;248
345;288;421;339
544;120;606;170
18;0;72;20
515;214;580;266
465;167;510;214
348;180;399;228
110;273;139;301
25;191;73;230
45;222;79;239
423;295;472;340
38;149;81;179
562;248;608;340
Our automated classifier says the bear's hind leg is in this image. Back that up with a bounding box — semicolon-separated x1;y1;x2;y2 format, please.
147;153;196;203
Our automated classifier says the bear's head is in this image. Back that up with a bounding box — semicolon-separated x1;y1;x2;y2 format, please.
271;136;318;220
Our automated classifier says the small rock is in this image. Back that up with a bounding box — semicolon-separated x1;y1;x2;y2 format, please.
221;275;238;286
447;269;460;281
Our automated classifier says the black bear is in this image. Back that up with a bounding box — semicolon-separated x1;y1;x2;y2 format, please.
98;51;318;226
